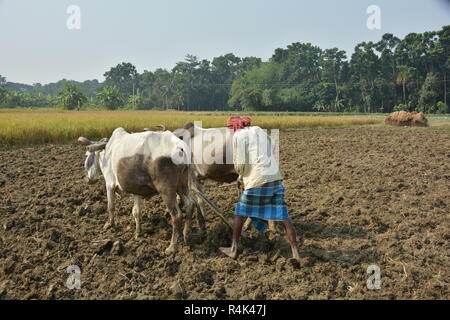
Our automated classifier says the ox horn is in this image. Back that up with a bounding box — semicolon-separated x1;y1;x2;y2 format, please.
155;124;166;131
78;137;92;145
87;142;107;152
143;128;150;131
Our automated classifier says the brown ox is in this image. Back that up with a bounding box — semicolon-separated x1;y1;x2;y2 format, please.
173;122;276;231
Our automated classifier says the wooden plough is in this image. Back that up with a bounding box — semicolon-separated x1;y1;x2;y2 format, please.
191;186;233;230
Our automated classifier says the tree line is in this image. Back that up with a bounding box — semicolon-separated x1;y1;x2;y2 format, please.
1;25;449;113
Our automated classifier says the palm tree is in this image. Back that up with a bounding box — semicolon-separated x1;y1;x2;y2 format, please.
96;86;123;110
396;66;415;104
331;98;345;112
58;83;87;110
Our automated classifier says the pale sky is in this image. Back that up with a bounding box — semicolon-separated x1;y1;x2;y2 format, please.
0;0;449;84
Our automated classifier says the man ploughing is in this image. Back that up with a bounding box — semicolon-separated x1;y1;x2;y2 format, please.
219;116;300;260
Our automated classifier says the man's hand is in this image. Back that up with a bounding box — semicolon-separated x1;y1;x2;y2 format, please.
237;176;244;196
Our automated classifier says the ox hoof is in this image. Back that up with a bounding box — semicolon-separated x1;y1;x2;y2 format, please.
165;245;177;255
198;220;207;231
183;234;190;245
199;224;207;234
134;230;141;240
219;247;238;260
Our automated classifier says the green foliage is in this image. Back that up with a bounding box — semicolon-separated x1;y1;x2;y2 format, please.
343;105;363;113
229;62;279;110
418;72;440;113
228;25;449;113
396;66;416;105
261;89;275;107
0;87;6;106
0;76;8;105
58;83;87;110
127;94;146;110
96;86;124;110
5;79;101;98
0;89;58;108
436;101;449;114
393;104;409;112
103;62;138;98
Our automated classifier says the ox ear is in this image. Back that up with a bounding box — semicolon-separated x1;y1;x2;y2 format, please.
183;122;195;137
87;142;107;152
78;137;93;145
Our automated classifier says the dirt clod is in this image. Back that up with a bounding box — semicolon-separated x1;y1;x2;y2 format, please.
94;239;113;255
111;240;123;255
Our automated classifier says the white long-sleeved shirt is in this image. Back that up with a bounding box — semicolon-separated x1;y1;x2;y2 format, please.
232;126;282;190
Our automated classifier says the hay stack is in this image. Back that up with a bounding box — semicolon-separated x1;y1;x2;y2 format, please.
384;111;429;127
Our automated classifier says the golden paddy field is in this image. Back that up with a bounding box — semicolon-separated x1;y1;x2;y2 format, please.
0;109;387;146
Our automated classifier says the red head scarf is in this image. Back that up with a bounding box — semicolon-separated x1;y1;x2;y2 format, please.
227;116;252;132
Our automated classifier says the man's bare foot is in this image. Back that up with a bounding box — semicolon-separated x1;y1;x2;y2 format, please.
219;247;238;259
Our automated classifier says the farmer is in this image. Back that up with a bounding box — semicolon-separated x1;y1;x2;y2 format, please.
219;116;300;260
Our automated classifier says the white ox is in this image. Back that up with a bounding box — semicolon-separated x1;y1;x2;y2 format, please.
173;122;238;227
78;127;195;254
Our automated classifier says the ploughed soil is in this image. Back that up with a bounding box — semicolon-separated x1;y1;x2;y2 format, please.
0;127;449;300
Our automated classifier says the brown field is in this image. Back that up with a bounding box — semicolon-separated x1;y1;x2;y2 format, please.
0;127;449;299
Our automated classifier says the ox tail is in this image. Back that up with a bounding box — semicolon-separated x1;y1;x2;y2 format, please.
187;163;194;199
180;149;196;215
175;141;194;195
185;152;194;196
183;145;195;202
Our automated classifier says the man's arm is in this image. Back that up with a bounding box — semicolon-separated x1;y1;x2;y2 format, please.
232;131;248;178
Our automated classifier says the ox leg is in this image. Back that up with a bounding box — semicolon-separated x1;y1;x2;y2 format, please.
104;187;116;230
180;195;195;245
132;196;143;239
192;179;207;231
162;194;182;254
194;195;207;232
